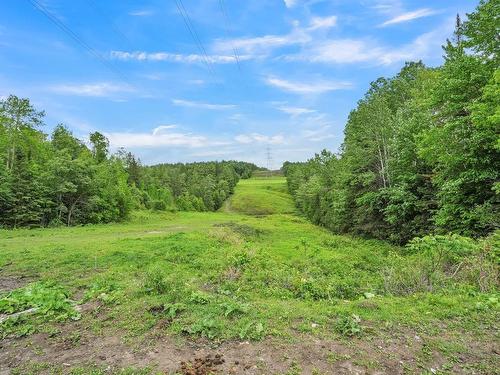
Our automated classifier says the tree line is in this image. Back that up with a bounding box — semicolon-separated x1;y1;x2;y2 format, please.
284;0;499;244
0;97;258;228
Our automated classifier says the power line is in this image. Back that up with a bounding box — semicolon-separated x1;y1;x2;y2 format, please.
85;0;134;48
28;0;129;83
173;0;216;77
218;0;242;73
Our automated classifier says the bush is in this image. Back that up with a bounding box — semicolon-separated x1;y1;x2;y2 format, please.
151;199;167;211
384;233;499;295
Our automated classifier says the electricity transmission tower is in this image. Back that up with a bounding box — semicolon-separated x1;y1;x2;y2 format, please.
266;146;273;177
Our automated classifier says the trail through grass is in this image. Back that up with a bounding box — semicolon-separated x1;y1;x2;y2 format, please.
1;177;498;374
221;177;295;215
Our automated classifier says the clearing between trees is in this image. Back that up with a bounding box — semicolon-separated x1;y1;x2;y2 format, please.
0;177;498;374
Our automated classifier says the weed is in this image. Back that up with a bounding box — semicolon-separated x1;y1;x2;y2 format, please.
238;321;265;340
186;317;221;339
189;291;212;304
0;282;80;338
84;280;123;305
163;303;186;319
143;264;169;295
334;314;362;337
219;300;248;317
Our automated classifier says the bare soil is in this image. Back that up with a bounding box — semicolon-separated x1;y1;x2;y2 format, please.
0;275;30;294
1;315;498;375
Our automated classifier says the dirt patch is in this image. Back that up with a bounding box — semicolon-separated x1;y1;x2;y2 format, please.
1;320;498;374
179;353;225;375
0;276;31;293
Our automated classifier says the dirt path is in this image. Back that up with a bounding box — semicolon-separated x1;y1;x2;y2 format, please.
1;303;497;375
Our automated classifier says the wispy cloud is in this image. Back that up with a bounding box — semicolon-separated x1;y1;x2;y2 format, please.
296;39;382;64
289;20;451;66
152;125;177;135
172;99;237;110
283;0;298;8
265;76;352;94
228;113;244;122
380;8;438;27
110;51;248;64
235;133;285;144
214;10;440;67
276;106;316;116
129;10;154;17
50;82;134;97
213;34;303;56
107;126;213;148
302;125;334;142
308;16;338;30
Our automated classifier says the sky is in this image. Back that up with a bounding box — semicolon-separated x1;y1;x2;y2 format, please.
0;0;478;167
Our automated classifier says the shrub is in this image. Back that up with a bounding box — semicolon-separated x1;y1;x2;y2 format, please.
143;264;169;295
384;233;499;295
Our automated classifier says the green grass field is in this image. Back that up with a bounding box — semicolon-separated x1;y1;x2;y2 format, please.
221;177;296;215
1;178;498;374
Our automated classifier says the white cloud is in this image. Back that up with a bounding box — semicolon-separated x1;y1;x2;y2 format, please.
277;106;316;116
213;34;303;56
110;51;248;64
308;16;338;30
302;125;335;142
380;8;438;27
235;133;285;145
283;0;298;8
371;0;403;15
228;113;244;122
213;8;445;67
189;148;239;158
377;22;452;64
129;10;154;16
172;99;237;110
213;14;337;57
301;39;382;64
290;20;451;66
50;82;134;97
152;125;178;135
107;127;210;148
265;76;352;94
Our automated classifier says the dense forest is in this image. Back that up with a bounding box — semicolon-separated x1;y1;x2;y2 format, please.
0;99;257;228
284;0;499;244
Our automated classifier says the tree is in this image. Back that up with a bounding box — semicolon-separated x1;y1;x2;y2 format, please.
0;95;44;171
89;131;109;163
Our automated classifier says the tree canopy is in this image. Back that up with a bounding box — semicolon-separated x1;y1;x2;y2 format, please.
285;0;499;244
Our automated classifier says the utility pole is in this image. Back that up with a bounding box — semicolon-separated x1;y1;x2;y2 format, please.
266;146;273;178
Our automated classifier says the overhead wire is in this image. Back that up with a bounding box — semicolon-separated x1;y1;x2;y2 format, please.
173;0;216;78
218;0;242;73
28;0;130;83
85;0;134;48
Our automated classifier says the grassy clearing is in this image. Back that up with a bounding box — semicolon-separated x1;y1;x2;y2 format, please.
1;178;498;374
221;177;295;215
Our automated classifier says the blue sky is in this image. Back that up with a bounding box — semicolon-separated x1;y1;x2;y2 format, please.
0;0;477;167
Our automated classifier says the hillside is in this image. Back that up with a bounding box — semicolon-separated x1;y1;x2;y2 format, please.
0;177;498;374
221;177;296;215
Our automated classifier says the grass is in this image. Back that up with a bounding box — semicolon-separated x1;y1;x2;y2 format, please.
1;177;498;373
221;177;296;215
